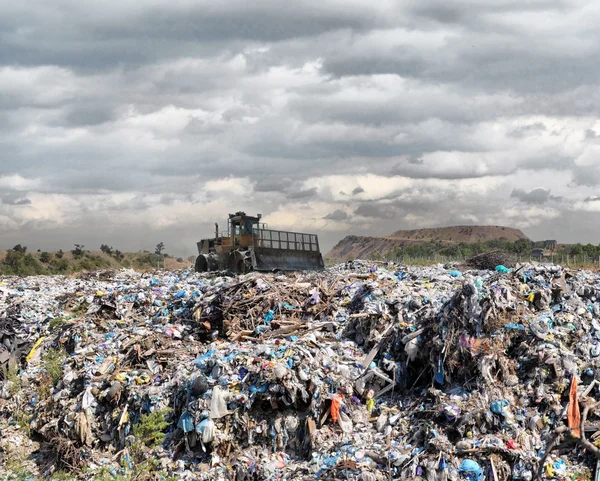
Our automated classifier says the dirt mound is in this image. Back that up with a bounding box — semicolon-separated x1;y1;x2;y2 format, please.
326;226;529;262
388;225;528;243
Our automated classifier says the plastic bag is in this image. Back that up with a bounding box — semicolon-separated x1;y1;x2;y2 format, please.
338;411;353;433
197;418;215;443
177;411;194;433
458;459;483;481
330;394;344;422
210;386;230;419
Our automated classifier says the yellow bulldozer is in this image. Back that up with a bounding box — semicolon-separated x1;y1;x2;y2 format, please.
194;211;325;274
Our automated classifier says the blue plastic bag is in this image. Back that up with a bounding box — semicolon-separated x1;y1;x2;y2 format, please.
177;411;194;433
458;459;484;481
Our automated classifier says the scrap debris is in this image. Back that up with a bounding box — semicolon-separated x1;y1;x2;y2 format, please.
2;261;600;480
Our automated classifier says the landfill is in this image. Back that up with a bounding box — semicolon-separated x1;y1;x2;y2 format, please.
2;261;600;480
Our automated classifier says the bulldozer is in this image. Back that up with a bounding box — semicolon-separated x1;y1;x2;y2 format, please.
194;211;325;274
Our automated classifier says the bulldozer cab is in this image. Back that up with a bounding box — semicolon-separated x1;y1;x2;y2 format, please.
228;212;262;248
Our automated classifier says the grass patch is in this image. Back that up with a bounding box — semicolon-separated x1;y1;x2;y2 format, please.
36;372;54;400
3;358;22;395
49;471;75;480
13;410;32;438
48;317;70;330
2;464;35;481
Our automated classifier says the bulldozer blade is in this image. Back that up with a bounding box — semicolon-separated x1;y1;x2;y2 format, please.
251;248;324;272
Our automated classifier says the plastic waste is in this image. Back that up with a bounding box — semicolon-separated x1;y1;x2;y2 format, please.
210;386;230;419
458;459;484;481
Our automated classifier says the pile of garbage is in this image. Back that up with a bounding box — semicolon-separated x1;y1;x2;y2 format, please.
2;261;600;480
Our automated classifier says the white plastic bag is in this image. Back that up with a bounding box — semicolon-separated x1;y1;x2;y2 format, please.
338;411;353;433
210;386;230;419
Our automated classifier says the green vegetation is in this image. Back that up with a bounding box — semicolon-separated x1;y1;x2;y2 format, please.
132;409;172;449
1;249;48;276
2;458;35;481
391;239;600;263
50;471;74;480
0;246;183;276
81;409;173;481
13;410;32;438
89;464;176;481
0;241;190;276
42;346;67;387
392;238;528;260
4;357;22;395
48;317;70;330
12;244;27;253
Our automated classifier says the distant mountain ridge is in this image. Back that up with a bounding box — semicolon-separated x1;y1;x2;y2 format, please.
325;225;529;262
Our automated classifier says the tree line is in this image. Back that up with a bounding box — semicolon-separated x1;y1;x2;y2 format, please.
392;239;600;260
0;242;175;276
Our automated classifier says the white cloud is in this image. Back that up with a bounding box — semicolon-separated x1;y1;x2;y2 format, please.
0;175;41;191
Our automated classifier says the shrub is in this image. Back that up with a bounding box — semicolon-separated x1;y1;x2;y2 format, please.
43;346;67;386
72;244;85;258
132;409;172;448
12;244;27;253
1;250;47;276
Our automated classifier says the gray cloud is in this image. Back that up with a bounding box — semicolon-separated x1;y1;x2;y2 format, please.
2;0;600;255
407;154;424;165
354;203;400;219
586;129;599;139
510;188;561;204
2;195;32;205
509;123;547;138
323;209;348;221
254;178;294;193
287;187;318;199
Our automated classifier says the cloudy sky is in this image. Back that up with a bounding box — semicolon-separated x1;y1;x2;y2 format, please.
2;0;600;256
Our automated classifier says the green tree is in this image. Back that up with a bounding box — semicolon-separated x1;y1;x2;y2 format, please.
40;252;51;263
513;239;531;256
570;243;583;257
3;250;23;271
72;244;85;258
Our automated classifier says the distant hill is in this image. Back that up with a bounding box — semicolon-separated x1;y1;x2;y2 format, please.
326;225;530;262
387;225;528;243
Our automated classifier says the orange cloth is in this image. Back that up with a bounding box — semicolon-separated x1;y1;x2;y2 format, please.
330;394;344;423
568;376;581;437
